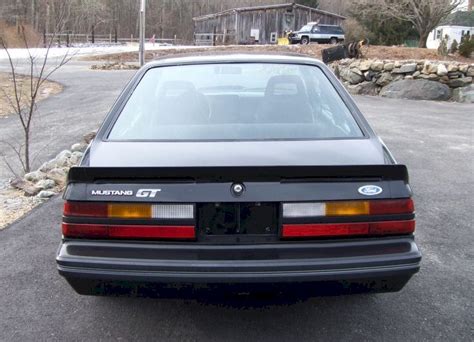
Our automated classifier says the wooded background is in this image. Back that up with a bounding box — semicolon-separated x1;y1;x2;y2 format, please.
1;0;468;48
0;0;348;43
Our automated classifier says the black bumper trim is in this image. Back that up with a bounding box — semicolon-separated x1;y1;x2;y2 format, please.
58;263;419;283
57;237;421;284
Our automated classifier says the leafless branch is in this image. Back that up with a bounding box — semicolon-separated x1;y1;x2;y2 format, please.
0;9;72;174
0;140;26;175
1;155;21;179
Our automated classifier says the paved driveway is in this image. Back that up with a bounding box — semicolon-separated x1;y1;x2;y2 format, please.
0;61;135;180
0;66;472;341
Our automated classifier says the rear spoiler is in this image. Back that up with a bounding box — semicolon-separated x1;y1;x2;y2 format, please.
67;165;408;183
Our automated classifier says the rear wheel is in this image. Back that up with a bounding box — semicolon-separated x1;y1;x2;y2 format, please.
301;36;310;45
330;37;338;45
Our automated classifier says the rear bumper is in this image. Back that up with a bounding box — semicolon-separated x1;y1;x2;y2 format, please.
56;237;421;284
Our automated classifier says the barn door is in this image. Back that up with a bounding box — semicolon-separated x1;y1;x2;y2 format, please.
282;12;295;32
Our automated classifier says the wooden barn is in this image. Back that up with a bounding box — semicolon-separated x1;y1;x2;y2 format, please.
193;2;346;45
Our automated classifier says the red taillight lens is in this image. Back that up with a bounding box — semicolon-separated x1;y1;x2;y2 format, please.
282;220;415;239
370;199;414;215
62;223;108;238
108;225;195;239
369;220;415;235
282;223;369;238
62;223;195;240
64;202;108;217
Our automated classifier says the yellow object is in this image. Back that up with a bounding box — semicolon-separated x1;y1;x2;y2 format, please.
108;204;152;218
277;38;289;45
325;201;370;216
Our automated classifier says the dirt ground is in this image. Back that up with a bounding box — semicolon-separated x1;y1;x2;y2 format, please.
82;44;474;64
0;21;41;48
0;72;63;117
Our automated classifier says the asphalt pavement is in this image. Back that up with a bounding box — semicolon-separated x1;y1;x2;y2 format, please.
0;62;473;341
0;60;135;180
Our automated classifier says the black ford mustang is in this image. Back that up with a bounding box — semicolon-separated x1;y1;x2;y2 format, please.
57;54;421;296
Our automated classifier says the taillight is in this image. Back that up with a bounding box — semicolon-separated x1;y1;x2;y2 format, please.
282;222;369;238
62;223;195;240
369;199;414;215
282;220;415;239
64;202;194;219
63;202;195;240
282;199;415;239
64;202;108;217
283;199;414;218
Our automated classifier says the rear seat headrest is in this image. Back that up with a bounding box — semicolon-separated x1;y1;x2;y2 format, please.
264;75;306;97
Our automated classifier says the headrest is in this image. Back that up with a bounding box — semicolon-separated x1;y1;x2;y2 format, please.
264;75;306;97
158;81;196;97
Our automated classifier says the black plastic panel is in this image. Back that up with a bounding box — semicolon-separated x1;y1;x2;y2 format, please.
197;203;279;237
67;165;409;183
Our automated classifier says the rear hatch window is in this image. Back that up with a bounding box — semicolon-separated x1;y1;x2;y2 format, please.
108;63;364;141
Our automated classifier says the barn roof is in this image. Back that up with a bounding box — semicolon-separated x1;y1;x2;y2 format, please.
192;2;346;22
440;11;474;27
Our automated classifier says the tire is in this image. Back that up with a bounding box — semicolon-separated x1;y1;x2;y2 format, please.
330;37;338;45
300;36;310;45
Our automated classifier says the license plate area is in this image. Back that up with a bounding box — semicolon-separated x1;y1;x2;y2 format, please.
197;203;279;243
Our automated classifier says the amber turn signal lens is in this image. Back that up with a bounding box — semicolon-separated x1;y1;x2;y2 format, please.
108;204;152;218
325;201;370;216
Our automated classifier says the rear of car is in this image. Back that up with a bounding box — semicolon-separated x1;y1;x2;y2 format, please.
57;55;421;297
289;23;345;45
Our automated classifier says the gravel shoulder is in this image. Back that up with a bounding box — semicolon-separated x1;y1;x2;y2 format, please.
0;180;42;229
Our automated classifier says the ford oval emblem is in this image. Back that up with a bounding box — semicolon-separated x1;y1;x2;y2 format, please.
358;185;383;196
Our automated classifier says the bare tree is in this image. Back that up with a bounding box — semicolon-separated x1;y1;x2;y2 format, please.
0;13;73;175
369;0;461;48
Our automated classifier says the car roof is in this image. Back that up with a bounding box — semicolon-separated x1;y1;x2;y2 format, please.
306;22;341;27
144;53;325;69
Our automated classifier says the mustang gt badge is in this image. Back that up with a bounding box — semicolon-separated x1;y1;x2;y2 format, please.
136;189;161;198
358;185;383;196
91;190;133;196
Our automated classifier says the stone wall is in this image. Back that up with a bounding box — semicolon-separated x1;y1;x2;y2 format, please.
10;131;96;198
330;59;474;102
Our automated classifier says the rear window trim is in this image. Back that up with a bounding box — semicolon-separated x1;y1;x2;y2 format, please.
102;61;370;143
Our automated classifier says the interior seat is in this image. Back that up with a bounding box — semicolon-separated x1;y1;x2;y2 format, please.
255;75;313;124
154;81;209;125
208;95;240;124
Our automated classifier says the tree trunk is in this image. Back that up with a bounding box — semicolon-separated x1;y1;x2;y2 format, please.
45;2;50;36
31;0;36;29
418;31;429;48
24;130;30;173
